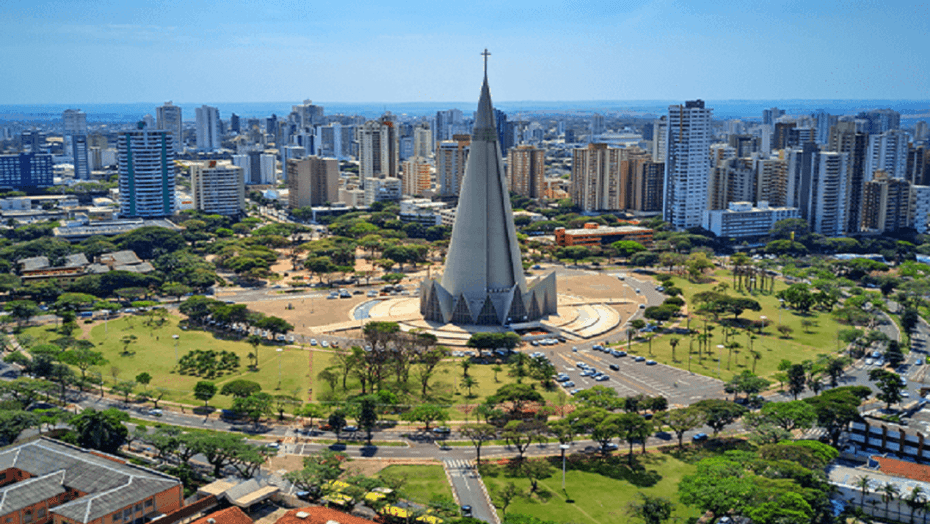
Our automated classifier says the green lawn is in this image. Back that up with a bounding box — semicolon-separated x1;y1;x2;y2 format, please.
618;269;849;383
481;451;699;524
22;315;312;410
378;465;454;505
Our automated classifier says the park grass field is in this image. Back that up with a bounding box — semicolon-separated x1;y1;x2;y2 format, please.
613;269;849;383
22;314;312;410
481;451;699;524
377;465;454;505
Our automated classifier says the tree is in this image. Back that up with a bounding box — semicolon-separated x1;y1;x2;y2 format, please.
626;493;674;524
194;381;217;407
777;284;816;312
669;338;680;362
692;399;747;436
612;240;647;259
220;379;262;398
69;408;129;454
232;392;274;427
0;410;40;445
804;386;869;446
6;300;41;327
489;383;544;418
401;404;450;431
120;334;138;356
663;407;706;448
59;346;107;388
135;372;152;387
460;424;497;466
113;380;136;403
273;394;299;421
902;307;920;338
284;450;348;496
494;482;520;516
885;340;906;368
618;413;653;464
356;396;378;443
787;363;807;400
466;332;523;353
328;410;347;439
869;369;905;409
777;324;793;338
502;419;549;459
519;459;554;493
882;482;900;521
759;400;817;432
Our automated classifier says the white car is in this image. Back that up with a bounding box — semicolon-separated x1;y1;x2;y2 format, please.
310;339;318;346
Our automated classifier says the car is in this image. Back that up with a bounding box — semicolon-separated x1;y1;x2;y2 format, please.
433;426;451;435
865;358;874;365
601;443;618;451
296;491;313;501
327;294;337;300
692;433;709;442
656;286;665;292
646;360;657;366
580;370;593;377
321;340;329;347
917;359;924;366
635;288;641;294
595;375;609;381
617;274;626;280
609;363;620;371
532;264;542;269
633;356;646;362
367;290;378;297
266;442;280;449
902;378;908;386
569;389;581;395
572;346;578;352
902;391;911;398
563;381;576;388
461;506;473;517
343;426;358;432
276;334;286;341
576;362;587;368
310;339;318;346
616;350;627;357
331;341;340;348
639;304;646;309
592;344;603;351
556;375;570;382
148;409;163;417
873;351;882;359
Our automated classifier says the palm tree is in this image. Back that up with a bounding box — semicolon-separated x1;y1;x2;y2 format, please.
750;349;762;374
906;486;925;524
856;475;872;507
883;482;900;521
462;376;477;397
627;328;635;352
669;338;680;362
247;335;262;369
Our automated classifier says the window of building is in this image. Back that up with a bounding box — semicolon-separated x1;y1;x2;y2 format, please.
144;500;153;512
134;505;141;513
24;510;34;523
112;514;121;523
37;509;46;519
123;509;132;520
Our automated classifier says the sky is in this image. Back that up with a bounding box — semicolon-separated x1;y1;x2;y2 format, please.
1;0;928;104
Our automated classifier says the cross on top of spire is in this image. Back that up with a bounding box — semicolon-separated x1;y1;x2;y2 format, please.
482;48;491;76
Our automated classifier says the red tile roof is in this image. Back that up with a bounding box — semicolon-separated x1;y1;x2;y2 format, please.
876;456;930;483
275;507;376;524
190;507;253;524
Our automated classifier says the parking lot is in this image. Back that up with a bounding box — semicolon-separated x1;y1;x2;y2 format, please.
550;345;724;405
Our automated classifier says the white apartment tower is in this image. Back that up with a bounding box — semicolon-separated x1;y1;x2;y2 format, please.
663;100;713;230
436;135;471;196
195;105;221;151
787;145;849;237
117;126;176;217
866;129;909;180
357;116;399;187
156;102;183;153
190;161;245;216
652;117;667;162
414;124;432;158
62;109;87;136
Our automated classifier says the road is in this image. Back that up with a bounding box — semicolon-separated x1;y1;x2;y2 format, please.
444;459;498;524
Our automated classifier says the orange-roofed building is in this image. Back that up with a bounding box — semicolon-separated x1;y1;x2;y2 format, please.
875;456;930;483
190;507;253;524
275;507;376;524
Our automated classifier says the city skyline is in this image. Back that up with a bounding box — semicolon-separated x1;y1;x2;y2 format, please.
1;0;928;104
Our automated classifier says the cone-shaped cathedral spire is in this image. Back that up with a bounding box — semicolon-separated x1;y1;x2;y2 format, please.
419;51;557;326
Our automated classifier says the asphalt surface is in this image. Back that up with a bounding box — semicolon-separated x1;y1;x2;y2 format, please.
444;459;498;524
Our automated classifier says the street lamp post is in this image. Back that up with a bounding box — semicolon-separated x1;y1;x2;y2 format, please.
173;334;180;362
759;316;766;334
560;444;570;489
778;299;784;324
716;344;724;377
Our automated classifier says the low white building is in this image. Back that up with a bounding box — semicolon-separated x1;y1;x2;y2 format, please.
399;198;448;226
364;177;402;206
702;201;799;239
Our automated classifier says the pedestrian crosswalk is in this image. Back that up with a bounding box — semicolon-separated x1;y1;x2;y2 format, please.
443;459;473;470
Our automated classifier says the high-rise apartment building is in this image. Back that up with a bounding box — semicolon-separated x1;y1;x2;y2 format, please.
358;115;399;187
414;124;432;158
812;110;836;145
709;157;756;210
861;170;911;233
435;109;464;144
287;156;339;208
773;122;796;151
827;121;869;233
117;127;176;218
292;100;324;130
71;134;90;179
195;105;221;151
507;145;545;199
787;145;848;237
229;113;240;133
652;117;667;163
857;109;901;134
754;154;789;207
156;102;183;153
401;156;432;196
232;152;276;185
663;100;712;230
436;135;470;197
631;159;665;212
762;107;785;125
62;108;88;135
0;152;53;190
571;143;623;212
495;109;512;151
590;114;605;140
906;145;930;186
865;129;909;180
910;185;930;234
189;161;245;216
